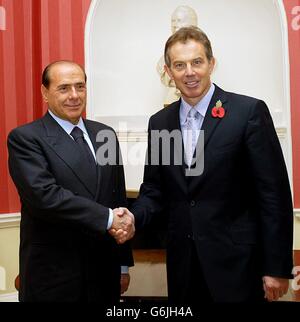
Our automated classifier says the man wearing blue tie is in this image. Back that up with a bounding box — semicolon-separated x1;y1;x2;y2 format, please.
7;61;135;302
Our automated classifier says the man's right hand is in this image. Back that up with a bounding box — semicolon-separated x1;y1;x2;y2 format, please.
109;207;135;244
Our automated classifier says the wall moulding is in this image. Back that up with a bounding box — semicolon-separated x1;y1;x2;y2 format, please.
0;213;21;229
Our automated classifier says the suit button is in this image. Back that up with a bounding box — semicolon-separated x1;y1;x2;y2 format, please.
187;234;194;240
190;200;196;207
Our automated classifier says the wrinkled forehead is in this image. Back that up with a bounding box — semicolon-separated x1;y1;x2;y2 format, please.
49;63;85;85
168;40;208;62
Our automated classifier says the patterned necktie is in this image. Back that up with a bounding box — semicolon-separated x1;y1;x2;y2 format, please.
70;126;97;193
184;108;200;167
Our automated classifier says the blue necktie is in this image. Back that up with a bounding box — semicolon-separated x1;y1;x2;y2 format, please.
70;126;97;193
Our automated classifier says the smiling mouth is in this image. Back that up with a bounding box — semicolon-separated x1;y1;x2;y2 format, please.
65;104;81;108
185;81;199;88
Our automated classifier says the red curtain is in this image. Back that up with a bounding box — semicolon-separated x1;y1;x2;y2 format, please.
0;0;91;213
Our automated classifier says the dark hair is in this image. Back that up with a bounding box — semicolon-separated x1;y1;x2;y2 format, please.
164;26;213;67
42;60;87;88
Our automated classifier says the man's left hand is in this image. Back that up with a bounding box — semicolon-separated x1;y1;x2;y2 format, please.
263;276;289;301
120;273;130;294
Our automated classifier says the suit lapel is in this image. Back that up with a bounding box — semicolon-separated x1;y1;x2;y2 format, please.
41;112;97;197
83;119;106;201
166;101;189;193
188;85;229;189
200;84;228;148
190;85;229;165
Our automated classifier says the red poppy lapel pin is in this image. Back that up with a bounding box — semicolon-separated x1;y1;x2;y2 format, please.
212;100;225;118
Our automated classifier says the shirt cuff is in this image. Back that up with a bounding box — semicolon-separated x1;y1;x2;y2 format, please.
107;208;113;230
121;266;129;274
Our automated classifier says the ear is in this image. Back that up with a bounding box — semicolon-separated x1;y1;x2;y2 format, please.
41;85;48;103
164;64;174;80
209;57;216;74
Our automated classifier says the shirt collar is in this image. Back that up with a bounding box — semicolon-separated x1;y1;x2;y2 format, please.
48;110;88;136
180;83;215;125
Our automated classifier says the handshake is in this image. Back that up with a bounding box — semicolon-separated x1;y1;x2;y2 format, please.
109;208;135;244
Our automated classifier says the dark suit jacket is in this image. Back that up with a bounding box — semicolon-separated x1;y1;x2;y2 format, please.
132;84;293;302
7;112;133;302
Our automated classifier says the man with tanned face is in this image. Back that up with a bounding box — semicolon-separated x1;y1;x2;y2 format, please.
7;61;135;302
